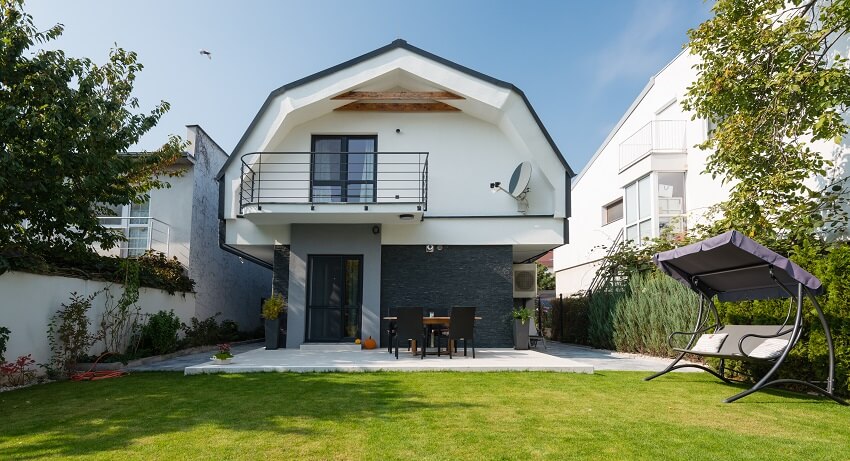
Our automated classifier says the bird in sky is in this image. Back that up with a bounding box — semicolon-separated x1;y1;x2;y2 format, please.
199;49;212;59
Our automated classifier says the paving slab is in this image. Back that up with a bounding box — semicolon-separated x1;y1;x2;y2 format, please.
538;342;701;372
184;347;594;374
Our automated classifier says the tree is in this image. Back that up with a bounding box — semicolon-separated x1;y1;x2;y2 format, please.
683;0;850;247
0;0;183;260
536;262;555;290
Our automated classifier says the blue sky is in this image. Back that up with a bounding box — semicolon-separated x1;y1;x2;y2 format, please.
27;0;712;173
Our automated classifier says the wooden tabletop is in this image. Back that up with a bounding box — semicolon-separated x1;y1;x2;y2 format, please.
383;316;481;323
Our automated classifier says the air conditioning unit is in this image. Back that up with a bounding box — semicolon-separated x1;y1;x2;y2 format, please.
512;264;538;298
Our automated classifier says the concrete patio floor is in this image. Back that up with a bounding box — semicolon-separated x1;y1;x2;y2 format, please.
183;347;594;375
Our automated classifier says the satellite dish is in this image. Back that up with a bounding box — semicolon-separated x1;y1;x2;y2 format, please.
507;161;532;198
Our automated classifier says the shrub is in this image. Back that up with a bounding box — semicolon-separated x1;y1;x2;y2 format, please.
179;313;242;348
137;251;195;294
1;354;37;387
47;292;100;378
587;291;622;350
262;293;285;320
0;326;9;363
140;310;181;355
549;295;590;345
612;272;698;356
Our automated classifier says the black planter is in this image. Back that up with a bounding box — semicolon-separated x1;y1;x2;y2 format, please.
265;317;280;350
513;319;530;350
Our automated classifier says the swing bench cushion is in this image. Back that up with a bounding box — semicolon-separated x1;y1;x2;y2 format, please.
748;338;790;360
691;333;728;353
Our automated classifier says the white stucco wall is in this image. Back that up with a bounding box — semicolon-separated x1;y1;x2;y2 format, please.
219;44;569;259
0;271;195;366
555;51;727;295
148;166;194;265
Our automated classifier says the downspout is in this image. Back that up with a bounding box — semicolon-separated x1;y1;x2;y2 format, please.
217;176;272;270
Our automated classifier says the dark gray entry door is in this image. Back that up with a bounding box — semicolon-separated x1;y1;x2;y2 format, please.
306;255;362;342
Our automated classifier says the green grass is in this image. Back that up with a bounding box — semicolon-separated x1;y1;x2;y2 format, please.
0;371;848;460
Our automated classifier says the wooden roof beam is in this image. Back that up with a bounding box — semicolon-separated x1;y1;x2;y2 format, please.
333;102;461;112
331;91;464;100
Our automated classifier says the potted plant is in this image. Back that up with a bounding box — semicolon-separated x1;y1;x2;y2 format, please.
262;293;286;350
512;307;532;350
211;343;233;364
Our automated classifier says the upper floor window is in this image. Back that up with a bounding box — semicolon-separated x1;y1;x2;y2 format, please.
311;135;377;203
602;198;623;225
657;172;686;235
624;175;652;243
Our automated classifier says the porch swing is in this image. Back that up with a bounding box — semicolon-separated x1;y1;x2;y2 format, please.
644;230;847;405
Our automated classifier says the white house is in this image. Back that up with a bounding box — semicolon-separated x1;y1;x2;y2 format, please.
555;45;850;296
216;39;574;348
98;125;272;329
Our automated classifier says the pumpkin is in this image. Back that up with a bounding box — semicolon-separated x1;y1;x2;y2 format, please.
354;338;361;345
363;336;377;350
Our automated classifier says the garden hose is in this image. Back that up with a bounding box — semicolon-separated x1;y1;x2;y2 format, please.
70;352;128;381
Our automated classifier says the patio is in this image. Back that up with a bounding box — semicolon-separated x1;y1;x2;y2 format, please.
183;347;594;374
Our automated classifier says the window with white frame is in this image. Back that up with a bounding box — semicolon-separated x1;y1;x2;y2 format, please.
96;200;151;257
602;198;623;225
624;175;652;243
657;172;686;235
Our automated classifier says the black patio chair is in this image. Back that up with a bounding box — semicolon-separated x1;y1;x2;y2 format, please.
394;307;427;359
439;306;476;358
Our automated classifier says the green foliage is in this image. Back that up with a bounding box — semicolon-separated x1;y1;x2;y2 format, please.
549;295;590;345
0;325;9;363
587;291;622;350
139;310;181;356
536;263;555;290
98;259;143;354
0;0;186;260
137;251;195;294
683;0;850;244
511;307;532;324
46;292;99;378
261;293;286;320
179;313;244;348
612;272;699;356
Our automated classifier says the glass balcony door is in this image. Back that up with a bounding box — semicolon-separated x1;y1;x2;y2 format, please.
311;135;377;203
306;255;363;342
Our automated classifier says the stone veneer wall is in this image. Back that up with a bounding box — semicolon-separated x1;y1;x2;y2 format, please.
380;245;514;348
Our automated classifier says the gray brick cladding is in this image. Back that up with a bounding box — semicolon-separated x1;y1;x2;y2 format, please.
380;245;514;348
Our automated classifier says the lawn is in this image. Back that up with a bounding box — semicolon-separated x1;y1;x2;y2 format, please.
0;371;847;460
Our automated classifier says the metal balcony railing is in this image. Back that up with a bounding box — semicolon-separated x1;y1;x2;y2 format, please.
238;152;429;214
97;216;171;258
619;120;687;170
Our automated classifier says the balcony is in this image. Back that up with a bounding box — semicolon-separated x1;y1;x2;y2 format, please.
618;120;687;171
238;152;428;224
97;216;172;258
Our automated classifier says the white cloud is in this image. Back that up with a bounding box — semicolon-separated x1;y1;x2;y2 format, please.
589;0;682;91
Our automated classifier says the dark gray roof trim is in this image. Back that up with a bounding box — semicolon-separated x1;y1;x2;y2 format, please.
216;39;574;179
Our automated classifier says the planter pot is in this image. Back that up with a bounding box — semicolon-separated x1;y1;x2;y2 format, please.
513;319;530;350
211;357;232;365
265;317;281;350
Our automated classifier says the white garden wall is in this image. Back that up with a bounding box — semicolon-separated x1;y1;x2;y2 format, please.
0;271;195;366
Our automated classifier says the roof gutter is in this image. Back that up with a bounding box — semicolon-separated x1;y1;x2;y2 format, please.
217;176;273;270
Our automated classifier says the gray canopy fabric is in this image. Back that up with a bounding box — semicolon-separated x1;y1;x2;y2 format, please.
652;230;823;301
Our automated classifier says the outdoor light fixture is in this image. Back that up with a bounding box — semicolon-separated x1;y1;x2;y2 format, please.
399;214;414;221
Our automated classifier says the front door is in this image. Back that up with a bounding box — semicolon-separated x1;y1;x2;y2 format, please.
306;255;363;342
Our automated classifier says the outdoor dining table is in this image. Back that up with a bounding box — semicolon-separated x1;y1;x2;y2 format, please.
383;315;481;355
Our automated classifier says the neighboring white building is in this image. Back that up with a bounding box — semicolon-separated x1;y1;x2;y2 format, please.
216;39;574;348
555;45;850;296
97;126;272;329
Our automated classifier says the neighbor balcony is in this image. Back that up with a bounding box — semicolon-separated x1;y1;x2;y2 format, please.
237;152;429;224
618;120;687;172
96;216;173;258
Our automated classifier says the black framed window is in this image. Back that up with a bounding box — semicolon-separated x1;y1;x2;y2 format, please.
311;135;377;203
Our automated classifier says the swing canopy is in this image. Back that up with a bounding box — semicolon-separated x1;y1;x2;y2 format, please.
652;230;823;302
